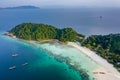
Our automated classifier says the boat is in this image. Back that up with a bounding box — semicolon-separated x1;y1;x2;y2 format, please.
99;16;103;19
12;53;18;57
22;62;28;66
9;66;16;70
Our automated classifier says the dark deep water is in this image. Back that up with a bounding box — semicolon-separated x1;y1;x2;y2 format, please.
0;8;120;36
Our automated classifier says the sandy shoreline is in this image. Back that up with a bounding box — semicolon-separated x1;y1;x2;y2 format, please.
19;39;120;80
68;42;120;80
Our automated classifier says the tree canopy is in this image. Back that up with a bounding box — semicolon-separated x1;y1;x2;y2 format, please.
10;23;84;42
82;34;120;71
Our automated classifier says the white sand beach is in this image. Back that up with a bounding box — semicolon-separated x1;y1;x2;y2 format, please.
68;42;120;80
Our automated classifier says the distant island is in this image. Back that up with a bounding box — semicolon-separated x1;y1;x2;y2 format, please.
1;6;40;9
7;23;120;72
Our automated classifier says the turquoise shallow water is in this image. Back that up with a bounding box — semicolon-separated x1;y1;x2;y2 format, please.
27;40;99;80
0;32;89;80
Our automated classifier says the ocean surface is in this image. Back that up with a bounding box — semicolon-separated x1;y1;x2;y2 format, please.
0;8;120;80
0;8;120;35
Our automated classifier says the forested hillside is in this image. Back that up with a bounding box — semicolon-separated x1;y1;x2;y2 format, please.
10;23;84;42
82;34;120;71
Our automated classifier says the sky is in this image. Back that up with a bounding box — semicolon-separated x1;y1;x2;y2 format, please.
0;0;120;8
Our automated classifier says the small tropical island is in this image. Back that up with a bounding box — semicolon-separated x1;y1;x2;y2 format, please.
6;23;120;80
8;23;120;71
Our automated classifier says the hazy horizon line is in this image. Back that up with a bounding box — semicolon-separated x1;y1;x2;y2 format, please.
1;5;120;9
